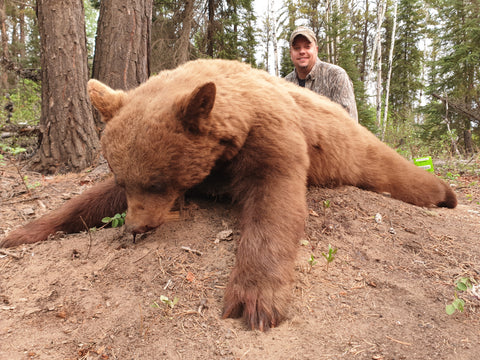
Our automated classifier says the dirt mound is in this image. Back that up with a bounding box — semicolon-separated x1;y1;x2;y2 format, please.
1;163;479;359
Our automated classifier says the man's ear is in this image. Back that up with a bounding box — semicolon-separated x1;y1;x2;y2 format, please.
178;82;216;134
88;79;126;123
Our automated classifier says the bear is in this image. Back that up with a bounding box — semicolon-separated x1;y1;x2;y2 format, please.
1;59;457;331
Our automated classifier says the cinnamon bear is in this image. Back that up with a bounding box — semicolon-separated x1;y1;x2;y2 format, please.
1;59;457;331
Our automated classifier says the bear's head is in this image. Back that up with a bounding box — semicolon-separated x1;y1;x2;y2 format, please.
88;78;225;235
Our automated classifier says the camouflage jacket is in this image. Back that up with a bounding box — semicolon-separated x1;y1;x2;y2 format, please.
285;58;358;122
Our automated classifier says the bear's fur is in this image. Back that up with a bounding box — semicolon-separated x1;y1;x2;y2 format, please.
1;59;456;330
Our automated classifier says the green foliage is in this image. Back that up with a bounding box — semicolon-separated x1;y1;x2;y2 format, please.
152;295;179;309
84;0;99;59
388;0;426;125
0;144;27;165
308;254;318;268
22;175;41;190
321;244;337;271
1;144;27;155
423;0;480;150
445;277;474;315
1;80;41;126
101;213;126;228
193;0;257;65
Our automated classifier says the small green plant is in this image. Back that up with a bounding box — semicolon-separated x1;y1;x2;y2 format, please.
444;171;460;181
1;144;33;194
321;244;338;271
1;144;27;155
446;277;474;315
307;254;317;270
101;212;126;228
22;175;41;190
152;295;179;309
322;199;331;216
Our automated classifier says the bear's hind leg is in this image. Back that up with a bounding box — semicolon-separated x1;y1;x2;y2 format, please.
1;177;126;248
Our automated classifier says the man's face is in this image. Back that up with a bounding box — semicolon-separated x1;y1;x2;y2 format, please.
290;36;318;76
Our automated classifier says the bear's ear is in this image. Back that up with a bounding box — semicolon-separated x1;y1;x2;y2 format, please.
88;79;126;123
179;82;216;133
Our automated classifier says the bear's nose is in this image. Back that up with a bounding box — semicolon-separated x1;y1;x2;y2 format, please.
126;224;155;236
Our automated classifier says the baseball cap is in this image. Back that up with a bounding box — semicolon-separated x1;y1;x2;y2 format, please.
289;26;317;47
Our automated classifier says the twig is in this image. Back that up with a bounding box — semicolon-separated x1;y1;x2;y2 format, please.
386;335;412;346
181;246;203;256
0;249;22;260
80;216;92;258
8;157;31;195
133;249;154;263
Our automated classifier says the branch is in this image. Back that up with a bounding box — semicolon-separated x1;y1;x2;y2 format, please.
1;125;40;139
432;93;480;123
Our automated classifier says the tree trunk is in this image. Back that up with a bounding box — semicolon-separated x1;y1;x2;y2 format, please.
382;0;397;141
92;0;152;90
271;0;279;76
34;0;100;174
325;0;331;62
464;129;473;154
207;0;215;58
91;0;152;129
372;0;386;129
177;0;194;65
360;0;369;82
0;0;9;89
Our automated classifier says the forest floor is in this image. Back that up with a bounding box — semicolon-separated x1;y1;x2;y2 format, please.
0;158;479;360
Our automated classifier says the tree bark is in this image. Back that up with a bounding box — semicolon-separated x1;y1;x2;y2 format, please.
207;0;215;58
34;0;100;174
91;0;152;129
464;129;473;154
92;0;152;90
360;0;369;82
177;0;194;65
382;0;397;141
0;0;10;89
271;0;279;76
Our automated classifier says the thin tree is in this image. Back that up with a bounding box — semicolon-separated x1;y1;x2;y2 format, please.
382;0;397;140
207;0;215;57
34;0;99;173
271;0;279;76
177;0;194;65
370;0;386;129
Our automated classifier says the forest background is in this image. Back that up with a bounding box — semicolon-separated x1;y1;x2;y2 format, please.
0;0;479;174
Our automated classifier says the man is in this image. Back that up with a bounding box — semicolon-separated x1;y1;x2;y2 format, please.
285;26;358;122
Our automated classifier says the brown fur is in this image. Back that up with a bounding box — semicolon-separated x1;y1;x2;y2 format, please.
1;59;456;330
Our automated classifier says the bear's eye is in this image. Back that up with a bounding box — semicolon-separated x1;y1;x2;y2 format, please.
114;175;126;188
145;183;167;195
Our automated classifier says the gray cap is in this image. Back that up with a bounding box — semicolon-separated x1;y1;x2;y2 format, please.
289;26;317;47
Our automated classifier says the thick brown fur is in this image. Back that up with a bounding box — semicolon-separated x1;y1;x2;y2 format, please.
1;59;456;331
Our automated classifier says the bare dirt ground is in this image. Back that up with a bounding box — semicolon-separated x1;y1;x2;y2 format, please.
1;159;479;360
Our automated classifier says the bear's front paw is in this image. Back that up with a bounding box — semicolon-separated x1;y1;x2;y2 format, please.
222;277;289;331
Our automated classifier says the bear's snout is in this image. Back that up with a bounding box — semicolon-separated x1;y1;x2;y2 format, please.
124;211;165;236
125;222;158;236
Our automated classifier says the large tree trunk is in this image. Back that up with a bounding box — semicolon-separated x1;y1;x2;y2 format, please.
34;0;99;174
91;0;152;129
0;0;9;89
